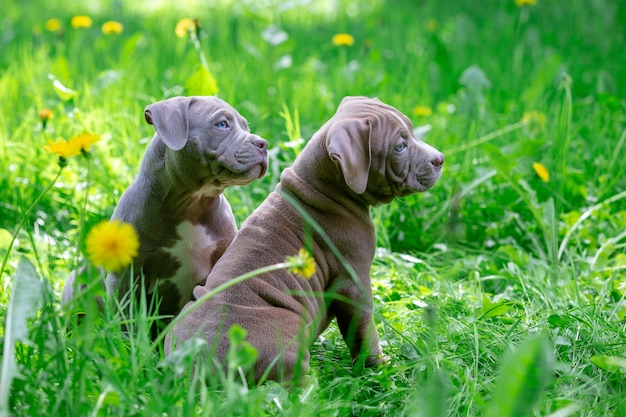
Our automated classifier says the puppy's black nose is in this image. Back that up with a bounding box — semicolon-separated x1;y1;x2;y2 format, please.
252;136;268;151
431;152;444;167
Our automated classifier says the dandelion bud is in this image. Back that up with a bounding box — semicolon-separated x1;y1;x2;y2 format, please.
38;108;53;128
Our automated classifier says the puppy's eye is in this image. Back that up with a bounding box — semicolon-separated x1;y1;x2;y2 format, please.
394;140;408;153
215;120;229;129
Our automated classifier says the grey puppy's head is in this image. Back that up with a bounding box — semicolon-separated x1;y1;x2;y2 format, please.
144;96;268;192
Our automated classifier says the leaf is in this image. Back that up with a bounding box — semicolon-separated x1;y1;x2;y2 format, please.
99;385;122;407
481;303;512;319
52;78;78;101
545;403;581;417
552;335;572;346
590;355;626;373
457;65;492;118
459;65;492;90
0;228;13;250
184;65;219;96
400;343;420;361
479;294;512;319
0;258;44;417
486;333;553;417
227;324;258;370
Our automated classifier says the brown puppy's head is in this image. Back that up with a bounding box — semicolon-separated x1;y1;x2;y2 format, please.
325;96;443;205
144;96;268;190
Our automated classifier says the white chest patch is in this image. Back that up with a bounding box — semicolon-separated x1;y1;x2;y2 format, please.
157;221;216;296
195;183;224;198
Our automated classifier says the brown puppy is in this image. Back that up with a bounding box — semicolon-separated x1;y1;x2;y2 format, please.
62;96;268;320
165;96;443;382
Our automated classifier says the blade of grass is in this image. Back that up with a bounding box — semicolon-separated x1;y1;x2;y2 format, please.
0;258;44;417
445;121;526;156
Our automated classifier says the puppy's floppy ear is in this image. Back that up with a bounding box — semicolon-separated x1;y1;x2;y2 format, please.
144;97;191;151
326;118;372;194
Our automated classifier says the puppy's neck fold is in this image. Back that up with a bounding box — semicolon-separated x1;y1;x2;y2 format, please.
145;142;224;223
281;165;370;223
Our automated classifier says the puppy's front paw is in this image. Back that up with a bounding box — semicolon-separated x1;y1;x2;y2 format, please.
365;354;391;368
352;352;391;372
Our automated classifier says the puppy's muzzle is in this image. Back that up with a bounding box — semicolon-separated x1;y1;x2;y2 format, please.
412;149;444;193
234;134;269;177
251;135;268;151
430;151;444;168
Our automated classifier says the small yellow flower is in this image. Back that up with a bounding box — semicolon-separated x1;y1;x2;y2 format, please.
69;133;101;153
522;110;546;125
45;18;62;32
175;18;196;38
521;110;547;135
332;33;354;47
71;15;93;29
101;21;123;35
532;162;550;182
44;138;82;159
515;0;537;6
86;220;140;272
286;248;316;279
412;106;433;117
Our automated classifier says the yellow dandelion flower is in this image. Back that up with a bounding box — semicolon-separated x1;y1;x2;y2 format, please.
44;138;82;159
532;162;550;182
86;220;140;272
286;248;316;279
515;0;537;6
45;18;62;32
71;15;93;29
412;106;433;117
522;110;546;126
69;132;101;153
332;33;355;47
175;18;196;38
522;110;547;135
101;21;123;35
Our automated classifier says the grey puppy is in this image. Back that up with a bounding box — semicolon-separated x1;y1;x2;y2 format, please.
62;96;268;320
165;96;443;382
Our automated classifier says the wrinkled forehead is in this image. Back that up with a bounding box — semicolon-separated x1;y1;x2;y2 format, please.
190;96;247;122
335;99;414;133
381;108;413;133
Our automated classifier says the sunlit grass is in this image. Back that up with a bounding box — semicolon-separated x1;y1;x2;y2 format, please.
1;0;626;415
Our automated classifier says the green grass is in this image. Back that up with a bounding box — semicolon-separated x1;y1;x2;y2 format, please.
1;0;626;415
